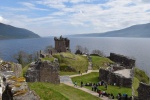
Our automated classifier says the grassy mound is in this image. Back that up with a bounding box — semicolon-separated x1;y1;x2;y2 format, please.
134;67;149;84
53;52;88;73
72;72;132;98
132;67;150;96
133;77;140;96
41;57;54;62
28;82;101;100
91;56;114;69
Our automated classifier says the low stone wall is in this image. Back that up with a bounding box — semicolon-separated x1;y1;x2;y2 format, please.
109;53;135;69
137;82;150;100
99;69;132;88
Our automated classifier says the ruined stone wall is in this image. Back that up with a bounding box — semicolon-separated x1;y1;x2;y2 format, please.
26;60;60;84
137;82;150;100
26;70;39;82
54;36;70;52
39;61;60;84
99;69;132;88
55;40;66;52
110;53;135;69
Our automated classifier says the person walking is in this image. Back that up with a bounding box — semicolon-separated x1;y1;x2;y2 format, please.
74;81;77;87
81;81;83;87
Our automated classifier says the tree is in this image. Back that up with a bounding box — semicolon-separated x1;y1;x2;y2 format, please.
27;54;33;63
75;45;83;54
91;49;104;56
76;45;83;52
14;51;28;66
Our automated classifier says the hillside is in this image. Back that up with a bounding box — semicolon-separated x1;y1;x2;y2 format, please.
53;52;88;74
72;23;150;38
0;23;40;39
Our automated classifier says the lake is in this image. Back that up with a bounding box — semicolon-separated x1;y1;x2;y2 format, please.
0;37;150;76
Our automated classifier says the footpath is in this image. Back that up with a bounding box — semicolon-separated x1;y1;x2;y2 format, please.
60;70;109;100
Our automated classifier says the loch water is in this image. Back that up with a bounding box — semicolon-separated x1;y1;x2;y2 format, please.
0;37;150;76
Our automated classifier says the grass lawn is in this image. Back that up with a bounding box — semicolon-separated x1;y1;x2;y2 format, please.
71;72;132;98
91;56;114;70
41;57;54;62
134;67;149;84
28;82;101;100
133;77;139;96
72;72;99;83
60;71;79;75
53;52;88;72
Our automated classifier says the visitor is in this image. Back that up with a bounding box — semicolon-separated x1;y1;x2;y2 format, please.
101;80;104;86
74;81;77;87
85;70;88;73
99;81;101;86
110;93;115;99
98;90;102;97
125;93;128;100
105;83;107;90
117;93;122;100
91;83;94;91
114;83;116;86
81;81;83;87
79;71;80;74
101;91;106;97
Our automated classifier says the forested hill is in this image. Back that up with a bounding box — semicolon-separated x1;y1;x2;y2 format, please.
71;23;150;38
0;23;40;39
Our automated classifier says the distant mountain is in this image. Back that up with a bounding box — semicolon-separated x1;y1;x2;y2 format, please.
72;23;150;38
0;23;40;39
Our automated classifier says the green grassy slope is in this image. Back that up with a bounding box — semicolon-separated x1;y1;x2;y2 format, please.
132;67;150;96
133;77;140;96
53;52;88;73
134;67;149;84
28;82;101;100
91;56;114;69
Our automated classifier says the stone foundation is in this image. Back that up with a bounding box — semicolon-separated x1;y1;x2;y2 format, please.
26;60;60;84
109;53;135;69
99;69;132;88
137;82;150;100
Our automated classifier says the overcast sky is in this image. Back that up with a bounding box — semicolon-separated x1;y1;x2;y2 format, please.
0;0;150;36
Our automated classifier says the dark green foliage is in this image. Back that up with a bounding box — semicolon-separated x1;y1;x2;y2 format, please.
0;23;40;39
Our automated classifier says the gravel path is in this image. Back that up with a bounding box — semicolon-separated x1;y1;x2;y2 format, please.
60;70;109;100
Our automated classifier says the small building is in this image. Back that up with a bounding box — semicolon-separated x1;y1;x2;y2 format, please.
54;36;70;52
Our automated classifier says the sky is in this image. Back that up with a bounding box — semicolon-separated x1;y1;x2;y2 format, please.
0;0;150;37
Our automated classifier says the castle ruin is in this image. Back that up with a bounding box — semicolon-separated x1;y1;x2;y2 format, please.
25;59;60;84
109;53;135;69
99;53;135;88
54;36;70;52
136;82;150;100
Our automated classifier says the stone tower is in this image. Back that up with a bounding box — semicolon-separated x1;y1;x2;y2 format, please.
54;36;70;52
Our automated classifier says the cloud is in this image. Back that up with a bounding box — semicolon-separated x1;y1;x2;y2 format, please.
20;2;48;11
0;16;9;23
1;0;150;36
